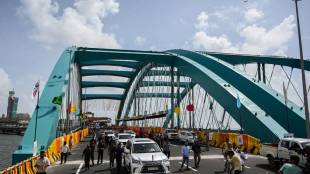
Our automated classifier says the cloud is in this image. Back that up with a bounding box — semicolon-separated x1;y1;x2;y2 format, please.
192;31;239;53
19;0;121;48
240;15;295;54
0;68;13;115
195;11;209;30
134;36;146;46
244;8;264;23
192;11;296;56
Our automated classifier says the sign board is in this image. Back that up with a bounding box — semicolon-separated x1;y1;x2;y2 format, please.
33;140;37;156
237;135;243;145
209;132;213;140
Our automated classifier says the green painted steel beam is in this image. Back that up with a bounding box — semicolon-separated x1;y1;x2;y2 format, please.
140;81;189;88
81;81;128;89
80;69;134;78
75;50;175;65
148;70;189;77
81;94;124;100
170;49;305;138
13;48;75;164
204;52;310;70
79;60;143;69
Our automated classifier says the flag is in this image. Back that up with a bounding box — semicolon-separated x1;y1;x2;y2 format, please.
32;81;40;100
236;94;241;109
283;82;288;105
52;96;62;105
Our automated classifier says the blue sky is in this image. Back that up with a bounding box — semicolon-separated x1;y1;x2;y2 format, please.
0;0;309;116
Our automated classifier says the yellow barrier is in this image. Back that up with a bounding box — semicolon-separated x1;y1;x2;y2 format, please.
0;127;89;174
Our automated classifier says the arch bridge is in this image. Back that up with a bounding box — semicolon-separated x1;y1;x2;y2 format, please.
13;47;310;163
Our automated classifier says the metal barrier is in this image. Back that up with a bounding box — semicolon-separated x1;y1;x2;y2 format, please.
0;128;89;174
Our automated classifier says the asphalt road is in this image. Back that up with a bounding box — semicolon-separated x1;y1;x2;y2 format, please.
47;136;277;174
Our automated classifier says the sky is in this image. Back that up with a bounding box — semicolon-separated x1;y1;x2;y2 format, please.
0;0;309;118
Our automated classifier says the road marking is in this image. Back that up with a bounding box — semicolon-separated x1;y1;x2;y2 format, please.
244;165;251;169
170;155;223;161
170;144;178;147
178;162;197;172
76;162;84;174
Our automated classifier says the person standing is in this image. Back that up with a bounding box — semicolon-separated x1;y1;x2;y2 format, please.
69;136;73;151
82;145;91;171
97;139;104;164
89;140;96;166
115;143;124;173
163;140;171;159
61;141;69;164
192;139;201;168
227;150;242;174
180;141;190;171
35;151;50;174
222;138;232;172
279;155;302;174
109;141;116;169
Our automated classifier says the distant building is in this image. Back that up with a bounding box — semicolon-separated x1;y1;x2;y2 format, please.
7;90;19;119
15;113;30;120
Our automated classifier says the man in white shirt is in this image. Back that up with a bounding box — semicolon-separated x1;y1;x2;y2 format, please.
35;151;50;174
61;141;70;164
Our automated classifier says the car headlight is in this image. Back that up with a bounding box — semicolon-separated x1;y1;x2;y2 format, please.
162;158;169;164
132;158;141;164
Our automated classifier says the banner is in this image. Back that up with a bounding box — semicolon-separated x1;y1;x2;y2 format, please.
33;140;37;156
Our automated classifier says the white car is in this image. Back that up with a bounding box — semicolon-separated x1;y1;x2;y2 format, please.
116;133;133;145
104;130;116;140
124;138;170;174
124;130;136;138
178;131;195;144
164;129;179;140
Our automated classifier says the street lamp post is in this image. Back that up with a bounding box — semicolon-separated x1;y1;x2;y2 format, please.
293;0;310;138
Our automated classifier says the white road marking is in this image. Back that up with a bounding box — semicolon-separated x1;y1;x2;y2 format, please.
244;165;251;169
170;155;223;161
76;162;84;174
178;162;197;172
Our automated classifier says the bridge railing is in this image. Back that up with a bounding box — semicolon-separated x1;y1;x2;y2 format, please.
0;128;89;174
113;126;261;155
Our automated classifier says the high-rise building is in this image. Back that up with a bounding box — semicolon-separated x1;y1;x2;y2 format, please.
7;90;19;119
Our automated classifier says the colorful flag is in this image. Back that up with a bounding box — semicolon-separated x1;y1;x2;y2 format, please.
32;81;40;100
236;94;241;109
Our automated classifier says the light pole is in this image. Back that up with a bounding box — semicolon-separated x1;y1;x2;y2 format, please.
293;0;310;138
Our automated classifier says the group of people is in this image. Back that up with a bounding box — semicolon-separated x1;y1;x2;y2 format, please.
81;132;125;173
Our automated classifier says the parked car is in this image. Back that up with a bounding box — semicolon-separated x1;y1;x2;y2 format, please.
124;130;136;138
116;133;133;145
103;130;116;140
260;137;310;168
178;131;195;144
164;129;179;141
124;138;170;174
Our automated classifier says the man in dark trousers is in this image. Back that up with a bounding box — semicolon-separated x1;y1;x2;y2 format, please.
115;143;124;173
192;139;201;168
109;140;116;169
82;145;91;171
97;139;104;164
89;139;96;166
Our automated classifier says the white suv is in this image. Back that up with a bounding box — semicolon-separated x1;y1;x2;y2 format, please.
124;138;170;174
178;131;195;144
164;129;179;140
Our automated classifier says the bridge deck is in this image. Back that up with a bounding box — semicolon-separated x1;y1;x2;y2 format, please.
47;136;276;174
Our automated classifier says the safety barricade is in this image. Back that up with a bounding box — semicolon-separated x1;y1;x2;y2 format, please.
0;127;89;174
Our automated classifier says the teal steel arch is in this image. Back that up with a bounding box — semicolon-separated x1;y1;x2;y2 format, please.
13;47;310;164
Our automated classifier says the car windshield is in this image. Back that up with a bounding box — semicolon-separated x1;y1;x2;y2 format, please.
167;130;177;133
119;135;131;139
186;133;193;136
301;142;310;148
133;143;161;153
